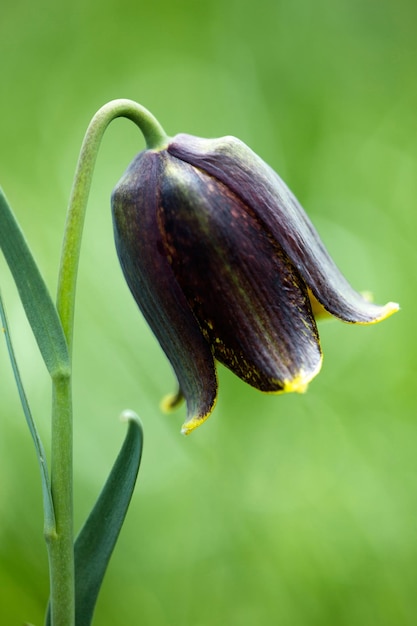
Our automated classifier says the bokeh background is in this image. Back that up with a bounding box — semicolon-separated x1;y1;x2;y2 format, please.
0;0;416;624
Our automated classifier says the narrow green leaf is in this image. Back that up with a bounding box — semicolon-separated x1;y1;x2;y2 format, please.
0;289;56;533
45;411;144;626
0;187;70;379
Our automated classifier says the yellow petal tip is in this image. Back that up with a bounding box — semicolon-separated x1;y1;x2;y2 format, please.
160;389;184;413
282;358;323;394
362;301;400;325
380;301;400;320
282;371;310;394
181;413;210;436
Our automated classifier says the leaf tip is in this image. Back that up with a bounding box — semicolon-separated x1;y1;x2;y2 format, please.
119;409;142;428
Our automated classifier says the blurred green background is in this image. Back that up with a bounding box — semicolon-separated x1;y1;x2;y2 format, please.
0;0;416;624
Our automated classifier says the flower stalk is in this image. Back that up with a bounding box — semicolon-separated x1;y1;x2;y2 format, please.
48;100;168;625
57;99;169;350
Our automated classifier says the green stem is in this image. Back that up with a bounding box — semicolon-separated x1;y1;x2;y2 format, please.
48;99;168;626
47;374;73;625
57;99;169;351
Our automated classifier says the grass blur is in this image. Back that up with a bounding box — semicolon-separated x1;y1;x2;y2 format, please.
0;0;416;624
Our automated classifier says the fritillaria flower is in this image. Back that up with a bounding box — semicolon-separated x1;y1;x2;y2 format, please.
111;133;398;434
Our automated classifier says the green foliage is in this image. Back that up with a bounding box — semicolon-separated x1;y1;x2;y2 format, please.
0;189;69;379
45;413;143;626
73;414;143;626
0;290;55;534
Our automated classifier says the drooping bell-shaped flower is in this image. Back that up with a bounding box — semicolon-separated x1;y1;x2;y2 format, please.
111;129;398;434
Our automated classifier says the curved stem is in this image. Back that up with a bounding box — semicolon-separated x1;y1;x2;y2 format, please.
48;100;168;626
57;98;169;351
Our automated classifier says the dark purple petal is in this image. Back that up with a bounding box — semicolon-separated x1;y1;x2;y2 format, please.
168;134;398;324
158;155;322;394
111;151;217;434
